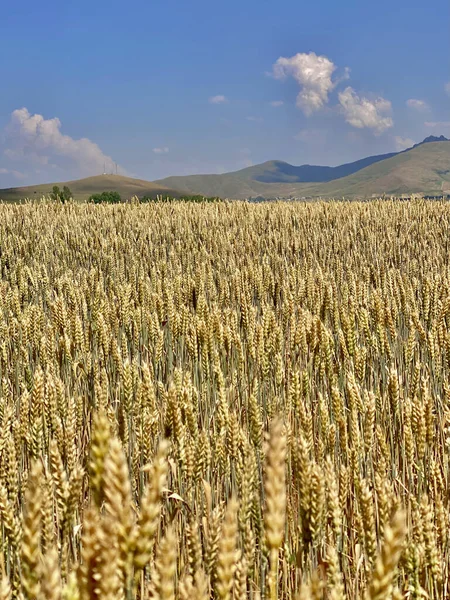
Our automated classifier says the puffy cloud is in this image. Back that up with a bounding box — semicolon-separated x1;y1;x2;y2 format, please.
394;136;414;150
406;99;429;111
153;147;169;154
4;108;120;176
270;100;284;107
270;52;393;136
209;95;228;104
338;87;393;133
272;52;338;115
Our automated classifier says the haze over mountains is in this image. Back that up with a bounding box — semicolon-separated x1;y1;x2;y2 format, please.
155;135;450;199
0;136;449;201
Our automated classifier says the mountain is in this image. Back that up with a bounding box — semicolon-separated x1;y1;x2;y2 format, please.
0;174;186;203
153;153;398;196
1;136;449;202
155;136;450;199
223;151;399;185
414;135;449;146
278;141;450;198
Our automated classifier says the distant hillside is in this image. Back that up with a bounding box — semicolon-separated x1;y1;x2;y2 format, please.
154;138;450;199
153;152;398;196
2;136;449;202
413;135;449;148
299;141;450;198
236;151;399;184
262;141;450;199
0;174;186;202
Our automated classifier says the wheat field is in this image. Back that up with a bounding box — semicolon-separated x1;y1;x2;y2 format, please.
0;199;449;599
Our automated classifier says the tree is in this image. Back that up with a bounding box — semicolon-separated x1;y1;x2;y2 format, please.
50;185;61;201
50;185;72;203
62;186;72;202
89;191;122;204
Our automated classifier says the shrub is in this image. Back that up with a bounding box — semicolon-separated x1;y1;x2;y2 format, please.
89;191;122;204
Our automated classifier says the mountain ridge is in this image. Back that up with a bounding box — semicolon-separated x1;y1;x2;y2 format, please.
155;135;449;192
153;136;449;198
1;136;449;201
154;139;450;199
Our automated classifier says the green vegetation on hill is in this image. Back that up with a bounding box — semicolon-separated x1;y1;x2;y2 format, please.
155;141;450;199
299;141;450;198
89;191;122;204
0;174;186;203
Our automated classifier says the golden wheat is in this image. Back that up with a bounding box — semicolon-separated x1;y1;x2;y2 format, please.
0;198;448;598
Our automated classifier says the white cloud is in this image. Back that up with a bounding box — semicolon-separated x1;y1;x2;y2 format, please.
445;82;450;96
153;147;169;154
270;100;284;107
246;116;263;122
338;87;393;133
209;95;228;104
394;136;414;150
4;108;121;176
406;99;429;111
272;52;339;115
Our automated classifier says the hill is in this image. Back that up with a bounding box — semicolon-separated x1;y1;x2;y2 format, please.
2;137;449;202
153;152;398;197
0;174;186;202
296;141;450;198
154;139;450;199
222;151;399;185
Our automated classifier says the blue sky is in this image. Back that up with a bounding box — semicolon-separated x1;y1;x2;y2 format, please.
1;0;449;186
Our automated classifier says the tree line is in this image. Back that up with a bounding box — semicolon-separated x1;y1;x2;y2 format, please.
50;187;222;204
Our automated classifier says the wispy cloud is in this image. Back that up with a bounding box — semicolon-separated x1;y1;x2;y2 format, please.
406;99;429;111
338;87;393;133
246;116;263;122
445;82;450;96
272;52;339;115
424;121;450;138
394;136;414;150
269;100;284;107
424;121;450;128
237;148;253;168
3;107;121;176
294;128;328;146
153;147;169;154
0;167;25;179
209;95;228;104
